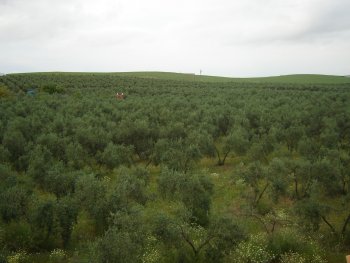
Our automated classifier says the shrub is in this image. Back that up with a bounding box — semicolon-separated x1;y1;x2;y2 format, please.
280;251;327;263
3;221;32;251
49;249;67;263
225;233;275;263
7;251;29;263
268;228;326;263
0;85;12;98
280;252;306;263
98;143;134;169
40;84;65;94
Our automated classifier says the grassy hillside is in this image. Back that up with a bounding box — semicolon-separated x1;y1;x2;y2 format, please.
9;71;350;84
115;72;350;84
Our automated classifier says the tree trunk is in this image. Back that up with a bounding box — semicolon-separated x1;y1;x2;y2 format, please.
293;173;300;200
215;146;223;165
321;216;336;234
221;150;231;166
341;213;350;237
254;183;269;206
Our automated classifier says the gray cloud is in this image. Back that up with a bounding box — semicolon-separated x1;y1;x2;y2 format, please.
0;0;349;76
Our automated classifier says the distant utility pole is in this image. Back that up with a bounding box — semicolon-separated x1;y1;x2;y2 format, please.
200;69;202;75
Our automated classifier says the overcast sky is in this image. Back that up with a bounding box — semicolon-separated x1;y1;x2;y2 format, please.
0;0;349;77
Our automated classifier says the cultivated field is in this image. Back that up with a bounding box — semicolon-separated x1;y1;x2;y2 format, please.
0;72;350;263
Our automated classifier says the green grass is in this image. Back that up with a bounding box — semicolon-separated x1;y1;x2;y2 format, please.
8;71;350;84
243;74;350;84
115;72;350;84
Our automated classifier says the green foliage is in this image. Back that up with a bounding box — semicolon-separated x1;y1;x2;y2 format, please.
267;158;289;202
214;126;250;166
113;166;150;205
225;233;275;263
2;221;32;251
30;198;57;249
281;252;327;263
158;169;213;226
44;163;77;198
282;125;304;152
153;138;201;172
0;72;349;262
293;198;324;231
2;129;26;165
228;126;250;156
117;119;158;160
0;182;31;223
6;250;30;263
65;142;87;169
238;161;270;207
75;173;110;232
49;249;67;263
205;215;246;262
0;84;12;98
40;84;65;94
56;196;78;248
269;228;327;263
97;143;134;168
280;252;307;263
0;145;10;163
91;209;149;263
27;145;53;185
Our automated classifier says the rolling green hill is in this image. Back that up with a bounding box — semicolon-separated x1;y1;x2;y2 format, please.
8;71;350;84
114;72;350;84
